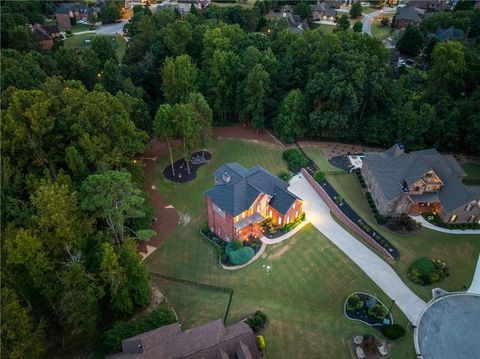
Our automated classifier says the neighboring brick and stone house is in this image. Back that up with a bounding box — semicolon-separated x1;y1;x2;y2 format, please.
55;3;97;30
205;163;304;241
32;23;59;50
392;4;424;28
362;144;480;224
108;320;260;359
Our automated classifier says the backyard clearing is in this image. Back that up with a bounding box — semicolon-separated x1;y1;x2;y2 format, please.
144;138;414;358
65;33;126;58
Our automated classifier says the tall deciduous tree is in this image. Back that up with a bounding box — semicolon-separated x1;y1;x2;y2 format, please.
336;15;350;31
80;171;145;246
396;24;424;56
1;287;45;359
187;92;213;156
350;2;363;18
154;104;177;175
274;89;306;143
172;103;197;174
161;54;198;104
243;63;270;132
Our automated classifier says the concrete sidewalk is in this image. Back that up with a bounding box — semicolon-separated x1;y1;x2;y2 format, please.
413;215;480;235
468;255;480;294
288;174;426;324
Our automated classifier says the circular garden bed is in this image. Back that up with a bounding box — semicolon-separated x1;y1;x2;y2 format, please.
344;292;393;328
163;151;212;183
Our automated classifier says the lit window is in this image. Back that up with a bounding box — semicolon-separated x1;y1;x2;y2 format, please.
293;203;296;209
269;210;273;218
286;216;290;224
242;212;246;219
295;211;298;218
449;215;458;223
278;217;282;225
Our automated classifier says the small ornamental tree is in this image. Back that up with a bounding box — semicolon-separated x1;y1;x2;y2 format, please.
353;21;363;33
382;324;406;340
314;170;325;182
368;303;388;320
350;2;363;19
346;294;364;312
336;15;350;31
278;170;292;182
381;16;390;26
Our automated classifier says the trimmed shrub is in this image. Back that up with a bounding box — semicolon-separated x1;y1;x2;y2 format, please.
346;294;363;312
408;257;449;285
246;310;268;332
104;307;176;351
382;324;406;340
314;170;325;182
388;213;422;232
375;214;387;224
278;170;292;182
256;335;266;349
282;149;309;172
225;240;243;256
368;303;388;320
228;247;254;265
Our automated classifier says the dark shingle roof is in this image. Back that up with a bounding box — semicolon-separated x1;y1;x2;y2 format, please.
109;320;259;359
395;5;422;23
435;27;465;41
205;163;300;216
364;144;476;213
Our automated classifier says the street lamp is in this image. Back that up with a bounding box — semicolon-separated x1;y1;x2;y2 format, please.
388;299;395;315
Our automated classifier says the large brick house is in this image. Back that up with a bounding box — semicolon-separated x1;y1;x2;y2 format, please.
205;163;304;241
392;4;424;28
362;144;480;224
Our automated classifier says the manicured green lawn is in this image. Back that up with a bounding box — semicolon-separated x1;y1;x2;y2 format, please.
71;23;94;33
144;139;415;358
65;34;126;59
462;162;480;180
371;14;394;40
302;147;480;302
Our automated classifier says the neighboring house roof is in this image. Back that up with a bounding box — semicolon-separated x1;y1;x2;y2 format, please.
395;5;423;23
205;163;300;216
43;25;60;35
310;3;327;12
108;320;259;359
364;144;475;213
435;26;465;41
324;8;337;17
55;5;70;14
467;186;480;201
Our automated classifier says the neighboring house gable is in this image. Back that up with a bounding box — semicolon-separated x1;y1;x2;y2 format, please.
393;4;424;28
362;144;480;223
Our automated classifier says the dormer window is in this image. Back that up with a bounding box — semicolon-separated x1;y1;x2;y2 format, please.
222;171;231;183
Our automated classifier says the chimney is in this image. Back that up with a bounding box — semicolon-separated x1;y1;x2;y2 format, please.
222;171;231;183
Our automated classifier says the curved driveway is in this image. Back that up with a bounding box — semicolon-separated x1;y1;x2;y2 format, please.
288;174;426;324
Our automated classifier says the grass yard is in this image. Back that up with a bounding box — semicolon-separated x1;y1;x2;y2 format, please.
302;147;480;302
371;14;394;40
65;34;126;59
144;138;415;358
462;162;480;181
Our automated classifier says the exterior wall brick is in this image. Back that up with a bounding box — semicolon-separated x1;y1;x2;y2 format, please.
362;162;396;216
207;197;234;241
438;203;480;224
56;13;71;29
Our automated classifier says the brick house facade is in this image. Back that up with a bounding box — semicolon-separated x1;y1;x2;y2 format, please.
205;163;304;241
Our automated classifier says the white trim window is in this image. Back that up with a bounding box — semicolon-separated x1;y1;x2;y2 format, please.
465;204;473;211
295;211;298;218
213;203;225;219
449;214;458;223
286;216;290;224
269;210;273;218
278;217;282;225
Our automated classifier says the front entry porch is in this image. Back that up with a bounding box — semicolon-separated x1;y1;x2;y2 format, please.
234;212;265;241
409;201;441;215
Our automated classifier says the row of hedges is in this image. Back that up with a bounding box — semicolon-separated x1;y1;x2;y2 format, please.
104;307;176;352
423;213;480;230
355;168;366;188
282;212;306;232
364;191;387;224
282;149;309;172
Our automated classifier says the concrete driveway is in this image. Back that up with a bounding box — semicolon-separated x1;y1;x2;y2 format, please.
362;7;396;35
288;174;426;324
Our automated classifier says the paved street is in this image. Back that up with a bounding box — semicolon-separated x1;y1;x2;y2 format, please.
288;174;426;324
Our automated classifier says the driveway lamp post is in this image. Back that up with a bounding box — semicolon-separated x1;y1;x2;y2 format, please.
388;299;395;315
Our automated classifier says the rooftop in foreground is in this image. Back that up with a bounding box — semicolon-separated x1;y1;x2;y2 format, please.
415;293;480;359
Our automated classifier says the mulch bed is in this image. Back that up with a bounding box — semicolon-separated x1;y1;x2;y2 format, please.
136;138;180;256
320;179;400;260
345;293;393;329
163;151;212;183
329;153;364;172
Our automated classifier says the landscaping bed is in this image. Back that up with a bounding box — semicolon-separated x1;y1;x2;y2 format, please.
260;214;306;239
345;292;393;328
163;151;212;183
201;226;262;267
422;212;480;230
319;179;400;260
